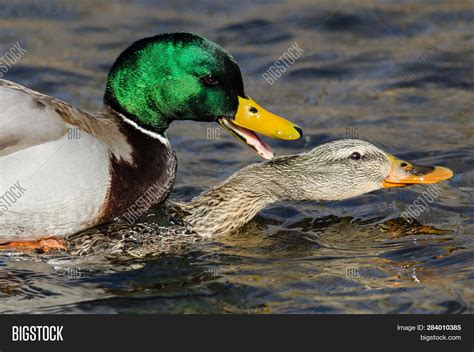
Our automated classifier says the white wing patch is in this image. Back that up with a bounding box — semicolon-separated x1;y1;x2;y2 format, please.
0;81;116;239
0;126;111;240
0;86;68;157
0;80;134;163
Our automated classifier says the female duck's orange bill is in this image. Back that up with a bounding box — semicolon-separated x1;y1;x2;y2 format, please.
382;155;454;188
218;96;302;160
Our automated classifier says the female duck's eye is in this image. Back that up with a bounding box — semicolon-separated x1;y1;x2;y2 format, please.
350;152;361;160
201;74;219;86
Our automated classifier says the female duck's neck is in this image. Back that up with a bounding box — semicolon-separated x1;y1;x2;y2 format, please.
183;157;305;237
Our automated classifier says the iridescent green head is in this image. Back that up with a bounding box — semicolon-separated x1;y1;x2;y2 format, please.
105;33;244;133
104;33;302;158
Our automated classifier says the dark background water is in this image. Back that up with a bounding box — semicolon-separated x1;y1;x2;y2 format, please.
0;0;472;313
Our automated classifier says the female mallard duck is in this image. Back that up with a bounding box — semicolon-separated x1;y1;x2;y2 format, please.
66;139;453;257
0;33;302;252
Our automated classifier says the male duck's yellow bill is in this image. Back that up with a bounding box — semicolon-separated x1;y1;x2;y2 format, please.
218;96;302;160
382;155;454;188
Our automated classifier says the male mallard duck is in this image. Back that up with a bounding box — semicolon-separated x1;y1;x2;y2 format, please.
0;33;302;252
66;139;453;257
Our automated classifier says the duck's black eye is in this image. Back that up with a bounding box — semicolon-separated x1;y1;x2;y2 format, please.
201;74;219;86
350;152;361;160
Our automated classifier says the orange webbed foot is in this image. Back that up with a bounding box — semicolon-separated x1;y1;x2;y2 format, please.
0;237;67;254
